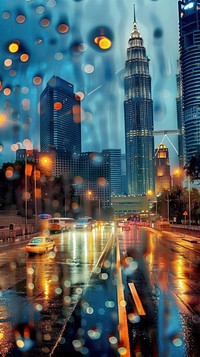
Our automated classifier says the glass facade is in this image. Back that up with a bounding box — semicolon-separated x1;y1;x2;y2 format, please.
40;76;81;156
124;12;154;195
178;0;200;163
102;149;122;196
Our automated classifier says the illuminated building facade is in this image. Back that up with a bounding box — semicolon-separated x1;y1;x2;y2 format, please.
102;149;122;196
178;0;200;163
176;59;186;167
40;76;81;156
124;8;154;195
155;144;171;194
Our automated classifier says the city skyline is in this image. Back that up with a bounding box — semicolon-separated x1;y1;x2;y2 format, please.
0;1;179;169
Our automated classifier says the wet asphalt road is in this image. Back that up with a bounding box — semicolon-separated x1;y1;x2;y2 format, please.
0;225;199;356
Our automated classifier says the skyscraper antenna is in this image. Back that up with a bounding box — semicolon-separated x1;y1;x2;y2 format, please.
133;4;136;24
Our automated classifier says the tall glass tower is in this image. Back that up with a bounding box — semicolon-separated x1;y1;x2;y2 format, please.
176;59;186;168
124;7;154;195
178;0;200;163
40;76;81;157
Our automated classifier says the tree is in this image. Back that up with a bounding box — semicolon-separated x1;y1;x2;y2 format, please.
185;149;200;181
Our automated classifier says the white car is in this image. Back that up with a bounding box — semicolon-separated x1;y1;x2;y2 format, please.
75;217;92;230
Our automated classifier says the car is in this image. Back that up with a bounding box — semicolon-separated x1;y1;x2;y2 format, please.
103;221;114;229
75;217;92;230
26;236;56;255
92;220;97;228
157;219;170;229
117;220;125;228
122;221;130;231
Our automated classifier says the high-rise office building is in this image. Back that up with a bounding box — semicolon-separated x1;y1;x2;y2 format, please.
178;0;200;163
74;152;111;209
154;144;171;195
102;149;122;196
124;7;154;195
40;76;81;156
121;154;127;195
176;59;186;168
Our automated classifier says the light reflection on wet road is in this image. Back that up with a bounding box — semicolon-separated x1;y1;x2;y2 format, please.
119;225;200;357
0;225;199;356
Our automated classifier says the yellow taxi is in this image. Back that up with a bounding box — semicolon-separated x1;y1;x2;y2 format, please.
26;236;56;255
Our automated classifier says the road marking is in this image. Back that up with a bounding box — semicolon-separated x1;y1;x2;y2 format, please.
116;236;131;357
128;282;146;316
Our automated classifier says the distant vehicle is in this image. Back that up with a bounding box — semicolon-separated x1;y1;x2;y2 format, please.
48;217;75;233
92;220;97;228
122;221;130;231
157;218;170;228
103;221;114;229
26;237;56;255
117;220;125;228
75;217;93;230
96;221;104;227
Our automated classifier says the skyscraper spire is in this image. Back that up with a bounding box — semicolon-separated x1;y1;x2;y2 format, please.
130;4;140;40
133;4;137;28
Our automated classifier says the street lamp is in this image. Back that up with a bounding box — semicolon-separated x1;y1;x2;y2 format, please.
188;175;191;225
173;168;183;188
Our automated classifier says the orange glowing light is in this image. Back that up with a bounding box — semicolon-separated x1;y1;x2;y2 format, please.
35;188;41;198
16;15;26;24
54;102;62;110
73;104;81;123
75;92;84;100
0;144;3;152
174;168;181;176
41;157;50;165
72;105;81;115
0;114;7;126
99;37;112;49
3;88;11;96
20;53;29;62
23;191;31;201
72;202;79;210
11;144;19;152
58;23;69;34
97;177;107;186
34;169;40;181
94;36;112;50
8;41;20;53
25;164;33;177
33;76;42;85
5;167;13;179
74;175;83;185
4;58;12;67
40;18;50;27
23;139;32;148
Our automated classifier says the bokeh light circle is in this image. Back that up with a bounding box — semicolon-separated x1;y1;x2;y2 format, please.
20;54;29;62
58;24;69;34
54;102;62;110
16;15;26;24
40;18;50;27
33;76;42;85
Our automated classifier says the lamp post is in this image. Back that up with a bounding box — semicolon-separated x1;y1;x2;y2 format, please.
25;152;28;236
188;175;191;225
147;190;153;221
33;164;38;230
166;194;170;221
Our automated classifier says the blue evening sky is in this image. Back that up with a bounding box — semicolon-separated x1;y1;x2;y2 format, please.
0;0;179;170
